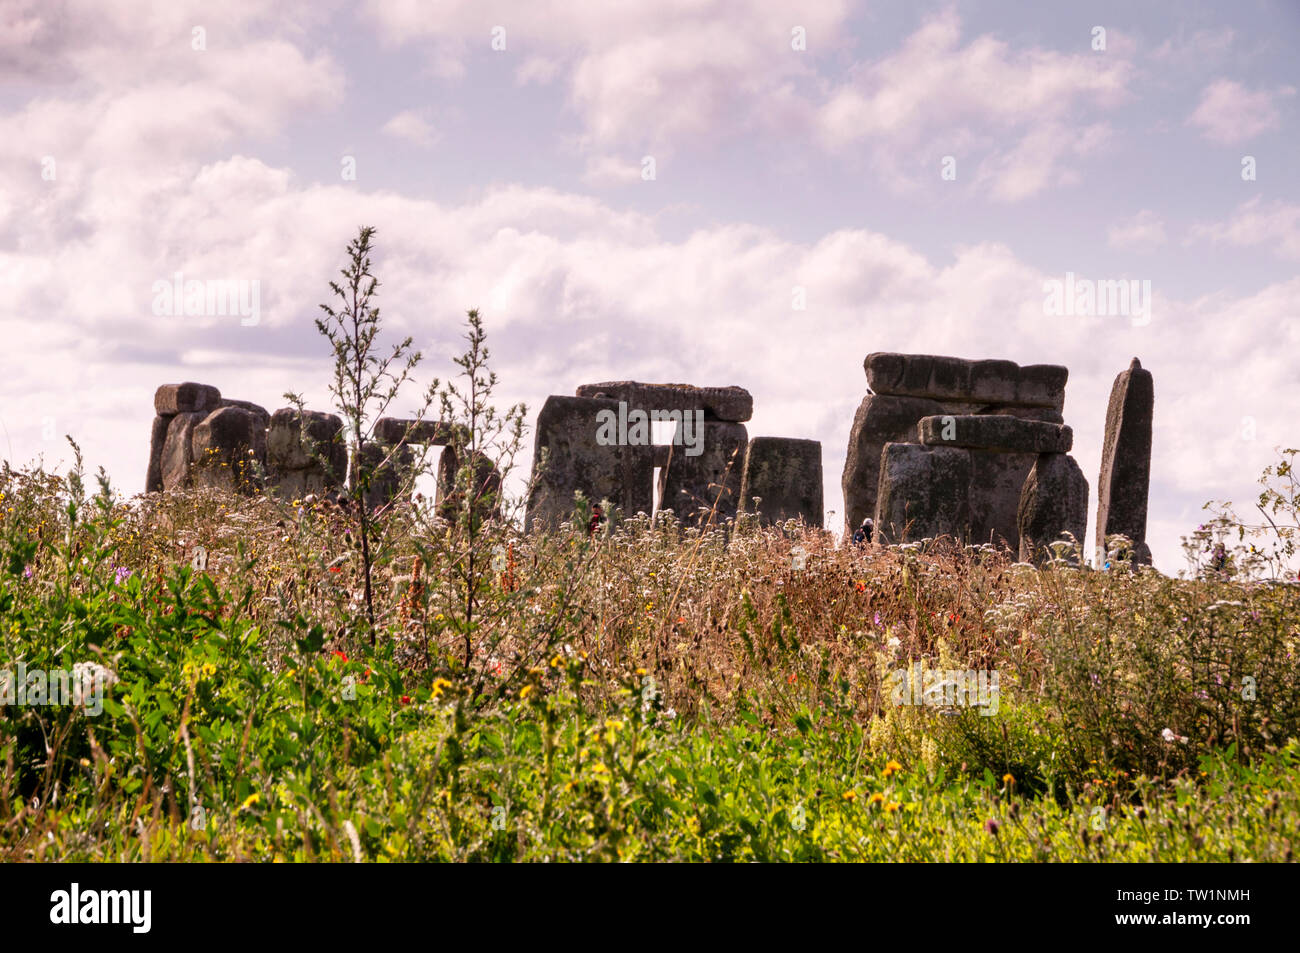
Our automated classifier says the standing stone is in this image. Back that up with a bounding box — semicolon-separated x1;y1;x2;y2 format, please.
219;398;270;430
873;443;972;544
160;411;205;490
145;414;172;492
1095;358;1154;566
969;451;1038;552
191;406;266;493
657;420;748;525
841;393;944;536
437;445;503;524
526;395;654;530
266;408;346;499
358;442;413;511
738;437;823;527
1018;453;1089;564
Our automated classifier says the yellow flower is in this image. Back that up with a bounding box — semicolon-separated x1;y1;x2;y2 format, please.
868;792;885;805
431;678;452;698
842;790;857;802
519;684;535;699
549;654;563;668
635;667;647;676
885;801;901;814
883;759;903;778
239;793;261;812
592;762;610;775
1002;773;1015;786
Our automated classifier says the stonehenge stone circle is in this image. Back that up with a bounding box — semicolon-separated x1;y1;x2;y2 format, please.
847;352;1110;556
523;382;818;531
1096;358;1154;566
738;437;823;527
146;384;488;511
143;354;1150;565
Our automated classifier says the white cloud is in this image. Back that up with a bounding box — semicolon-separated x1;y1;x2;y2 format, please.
1108;210;1167;251
1188;79;1294;143
382;109;438;148
1186;197;1300;260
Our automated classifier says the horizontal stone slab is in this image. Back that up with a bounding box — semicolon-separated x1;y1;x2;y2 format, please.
155;382;222;416
374;417;466;446
918;415;1072;454
864;353;1067;410
575;381;753;422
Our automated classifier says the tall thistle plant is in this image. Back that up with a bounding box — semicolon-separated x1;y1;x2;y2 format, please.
293;226;436;636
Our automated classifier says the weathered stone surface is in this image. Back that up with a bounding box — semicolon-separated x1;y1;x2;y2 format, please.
374;417;465;446
873;443;972;544
841;393;945;535
267;409;345;473
358;442;413;511
657;420;748;525
219;398;270;429
1018;453;1089;564
191;406;266;493
437;445;503;523
738;437;823;527
155;382;222;416
1096;358;1154;566
526;395;655;529
918;415;1072;454
145;414;171;493
575;381;753;423
969;450;1037;551
865;353;1067;410
160;412;204;490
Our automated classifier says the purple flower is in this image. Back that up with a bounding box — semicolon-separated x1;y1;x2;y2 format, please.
874;612;882;627
113;566;133;586
22;565;33;580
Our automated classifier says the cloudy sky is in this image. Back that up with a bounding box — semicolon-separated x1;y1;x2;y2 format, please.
2;0;1297;570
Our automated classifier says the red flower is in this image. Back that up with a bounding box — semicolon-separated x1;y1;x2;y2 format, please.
400;695;411;705
332;650;349;662
328;566;342;574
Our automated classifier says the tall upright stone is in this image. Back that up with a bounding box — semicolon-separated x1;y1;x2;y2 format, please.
738;437;823;527
191;406;267;494
145;415;171;492
657;420;748;525
266;408;346;499
1095;358;1154;566
526;395;654;529
873;443;972;545
1018;453;1089;564
841;394;945;536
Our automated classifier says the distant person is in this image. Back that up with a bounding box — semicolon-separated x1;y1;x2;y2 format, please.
588;503;605;538
852;517;874;546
